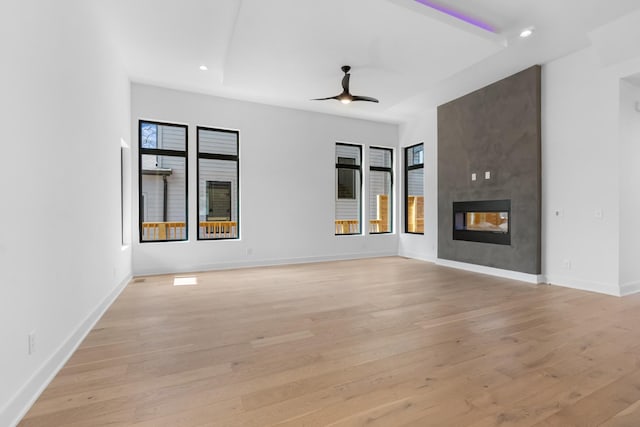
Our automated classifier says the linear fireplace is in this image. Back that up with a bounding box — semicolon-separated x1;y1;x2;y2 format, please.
453;200;511;245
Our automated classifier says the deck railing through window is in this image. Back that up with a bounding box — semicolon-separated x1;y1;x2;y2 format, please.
335;219;359;235
200;221;237;239
142;221;238;241
141;222;185;241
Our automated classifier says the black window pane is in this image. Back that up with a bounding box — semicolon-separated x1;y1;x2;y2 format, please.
407;168;424;233
336;144;361;165
369;170;392;233
337;157;356;199
370;147;392;168
140;122;157;149
199;128;238;156
406;144;424;167
140;155;187;241
141;122;186;151
199;158;238;222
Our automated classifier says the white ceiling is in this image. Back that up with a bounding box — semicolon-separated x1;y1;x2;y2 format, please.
95;0;640;123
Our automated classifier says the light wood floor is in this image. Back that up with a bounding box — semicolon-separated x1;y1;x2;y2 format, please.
19;257;640;426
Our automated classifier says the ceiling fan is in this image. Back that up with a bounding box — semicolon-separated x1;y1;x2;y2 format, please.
313;66;379;104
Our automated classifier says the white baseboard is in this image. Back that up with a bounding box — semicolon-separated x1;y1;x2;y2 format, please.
397;250;436;263
133;251;398;277
619;281;640;296
435;258;545;284
545;275;621;297
2;274;132;427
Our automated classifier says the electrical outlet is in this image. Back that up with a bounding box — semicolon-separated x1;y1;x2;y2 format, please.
562;260;572;270
28;332;36;355
246;247;253;256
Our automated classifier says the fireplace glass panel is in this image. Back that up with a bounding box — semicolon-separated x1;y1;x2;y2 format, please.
452;200;511;245
455;211;509;233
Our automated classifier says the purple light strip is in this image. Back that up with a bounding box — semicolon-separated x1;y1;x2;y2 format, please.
413;0;496;33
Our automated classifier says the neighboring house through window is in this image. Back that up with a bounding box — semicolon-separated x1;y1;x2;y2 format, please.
369;147;393;234
197;127;239;240
405;143;424;234
335;143;362;235
138;121;188;242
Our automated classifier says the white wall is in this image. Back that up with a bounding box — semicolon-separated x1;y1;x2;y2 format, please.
619;79;640;292
131;85;399;275
542;43;640;296
398;110;438;261
0;1;132;425
542;47;622;295
542;12;640;296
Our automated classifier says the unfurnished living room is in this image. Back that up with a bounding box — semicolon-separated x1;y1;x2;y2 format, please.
3;0;640;426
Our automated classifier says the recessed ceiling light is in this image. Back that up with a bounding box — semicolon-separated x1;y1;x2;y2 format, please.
199;65;208;71
519;27;534;38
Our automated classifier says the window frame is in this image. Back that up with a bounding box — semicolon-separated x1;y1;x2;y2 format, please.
197;126;240;241
404;143;424;235
138;120;189;243
335;142;363;236
369;146;393;235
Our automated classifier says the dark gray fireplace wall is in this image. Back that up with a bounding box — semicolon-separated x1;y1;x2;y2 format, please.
437;66;541;274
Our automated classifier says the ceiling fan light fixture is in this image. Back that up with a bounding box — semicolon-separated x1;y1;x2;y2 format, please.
339;95;353;104
312;66;379;104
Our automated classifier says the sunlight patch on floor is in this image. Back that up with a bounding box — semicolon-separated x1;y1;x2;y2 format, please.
173;276;198;286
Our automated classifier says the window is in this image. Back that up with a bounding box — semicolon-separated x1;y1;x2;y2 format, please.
405;143;424;234
335;143;362;235
198;127;239;240
369;147;393;234
139;121;188;242
337;157;356;199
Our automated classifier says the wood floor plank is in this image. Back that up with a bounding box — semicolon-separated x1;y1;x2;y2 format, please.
531;368;640;427
250;330;314;348
601;399;640;427
18;257;640;426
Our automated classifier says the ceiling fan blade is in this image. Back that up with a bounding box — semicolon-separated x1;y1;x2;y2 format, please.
352;95;379;103
311;95;340;101
341;73;351;93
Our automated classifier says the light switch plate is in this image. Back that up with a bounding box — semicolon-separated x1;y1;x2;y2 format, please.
485;171;491;180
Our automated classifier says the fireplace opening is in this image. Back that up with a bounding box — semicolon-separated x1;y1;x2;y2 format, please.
453;200;511;245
